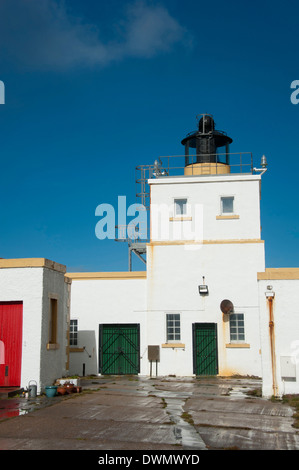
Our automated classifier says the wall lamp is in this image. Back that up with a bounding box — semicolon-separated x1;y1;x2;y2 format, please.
265;285;275;298
254;155;268;175
198;276;209;295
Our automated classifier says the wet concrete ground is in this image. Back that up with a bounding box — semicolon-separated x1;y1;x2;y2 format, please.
0;375;298;451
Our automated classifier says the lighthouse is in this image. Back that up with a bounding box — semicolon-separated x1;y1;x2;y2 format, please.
67;113;272;384
146;114;266;377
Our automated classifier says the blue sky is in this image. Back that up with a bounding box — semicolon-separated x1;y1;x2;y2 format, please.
0;0;298;272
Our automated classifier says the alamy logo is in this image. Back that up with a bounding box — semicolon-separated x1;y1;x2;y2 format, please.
0;81;4;104
95;196;204;250
290;80;299;104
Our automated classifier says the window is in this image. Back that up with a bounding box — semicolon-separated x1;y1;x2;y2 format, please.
221;196;234;214
70;319;78;346
49;298;58;345
166;313;181;342
174;199;187;216
230;313;245;342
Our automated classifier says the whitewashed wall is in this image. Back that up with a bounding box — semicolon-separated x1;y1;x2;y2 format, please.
0;267;43;390
68;173;270;379
258;273;299;397
68;277;147;376
40;268;70;390
146;173;265;377
0;260;69;392
149;174;262;242
146;242;265;377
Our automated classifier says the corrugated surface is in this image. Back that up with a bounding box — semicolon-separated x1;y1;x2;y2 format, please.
0;302;23;386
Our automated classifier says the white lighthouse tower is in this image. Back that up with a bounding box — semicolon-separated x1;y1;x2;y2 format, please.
145;114;266;377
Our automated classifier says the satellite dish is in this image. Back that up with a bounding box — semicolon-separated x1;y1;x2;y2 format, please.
220;299;234;315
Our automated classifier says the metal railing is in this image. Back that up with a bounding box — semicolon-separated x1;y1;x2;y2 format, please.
115;223;149;243
155;152;252;176
136;152;253;209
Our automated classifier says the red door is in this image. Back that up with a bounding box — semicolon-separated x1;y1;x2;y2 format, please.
0;302;23;387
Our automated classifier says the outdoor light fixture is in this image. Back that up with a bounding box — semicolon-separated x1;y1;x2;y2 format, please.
261;155;267;168
265;286;275;299
253;155;268;175
153;158;167;177
266;285;274;297
198;276;209;295
198;285;209;295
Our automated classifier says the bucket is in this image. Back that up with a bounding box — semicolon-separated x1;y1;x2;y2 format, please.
45;386;57;398
28;380;37;398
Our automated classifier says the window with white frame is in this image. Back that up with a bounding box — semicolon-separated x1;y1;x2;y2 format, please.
166;313;181;342
229;313;245;342
174;198;187;216
70;319;78;346
221;196;234;214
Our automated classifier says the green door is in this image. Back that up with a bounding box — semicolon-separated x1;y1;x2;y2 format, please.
99;324;140;375
193;323;218;375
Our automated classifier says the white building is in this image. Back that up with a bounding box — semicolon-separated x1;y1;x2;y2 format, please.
258;269;299;397
145;171;265;378
1;114;298;398
67;115;270;386
0;258;70;393
67;271;147;377
67;172;265;380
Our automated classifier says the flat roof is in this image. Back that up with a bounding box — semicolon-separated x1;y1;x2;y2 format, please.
0;258;66;273
65;271;147;280
148;173;261;185
258;268;299;280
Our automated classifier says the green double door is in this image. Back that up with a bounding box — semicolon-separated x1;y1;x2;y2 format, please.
99;324;140;375
193;323;218;376
99;322;218;376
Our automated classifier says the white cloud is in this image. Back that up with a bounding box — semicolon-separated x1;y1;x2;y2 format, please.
114;1;186;59
0;0;188;70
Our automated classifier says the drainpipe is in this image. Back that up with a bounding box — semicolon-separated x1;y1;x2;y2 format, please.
266;292;278;397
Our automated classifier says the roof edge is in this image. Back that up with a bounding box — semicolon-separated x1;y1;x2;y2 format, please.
258;268;299;280
0;258;66;273
65;271;147;280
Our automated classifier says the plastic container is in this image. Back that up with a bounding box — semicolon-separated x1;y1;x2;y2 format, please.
45;386;58;397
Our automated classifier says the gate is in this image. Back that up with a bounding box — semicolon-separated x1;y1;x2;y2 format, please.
0;302;23;386
99;324;140;375
193;323;218;376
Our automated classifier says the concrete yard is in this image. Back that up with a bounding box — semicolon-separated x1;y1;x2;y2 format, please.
0;375;298;451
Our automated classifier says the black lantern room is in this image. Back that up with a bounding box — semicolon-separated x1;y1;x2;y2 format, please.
181;114;233;168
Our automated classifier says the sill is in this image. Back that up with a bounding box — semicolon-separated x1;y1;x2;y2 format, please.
162;343;185;349
169;217;192;221
216;215;240;220
47;342;60;350
69;347;85;353
226;343;250;348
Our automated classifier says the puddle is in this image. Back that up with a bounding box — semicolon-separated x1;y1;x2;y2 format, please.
163;396;206;450
148;390;207;450
229;386;256;398
0;396;63;421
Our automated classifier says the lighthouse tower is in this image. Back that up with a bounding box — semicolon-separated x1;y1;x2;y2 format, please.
145;114;266;377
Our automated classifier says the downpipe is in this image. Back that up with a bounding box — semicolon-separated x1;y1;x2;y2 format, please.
267;295;278;397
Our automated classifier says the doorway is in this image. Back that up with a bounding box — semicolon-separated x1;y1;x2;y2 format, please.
0;302;23;386
193;323;218;375
99;324;140;375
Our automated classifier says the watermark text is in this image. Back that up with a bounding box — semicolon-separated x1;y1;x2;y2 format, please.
0;80;4;104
